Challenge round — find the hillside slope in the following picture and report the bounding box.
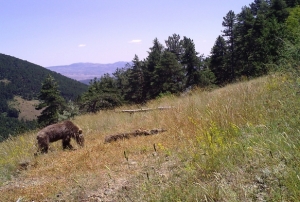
[0,53,88,140]
[0,53,88,101]
[0,71,299,201]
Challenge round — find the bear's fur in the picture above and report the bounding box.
[36,120,84,153]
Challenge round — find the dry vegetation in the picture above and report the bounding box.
[8,96,42,121]
[1,72,300,201]
[0,78,11,85]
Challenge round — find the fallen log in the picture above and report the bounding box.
[104,128,167,143]
[118,106,174,114]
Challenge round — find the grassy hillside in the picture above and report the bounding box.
[0,71,299,201]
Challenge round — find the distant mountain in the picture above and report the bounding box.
[46,62,129,82]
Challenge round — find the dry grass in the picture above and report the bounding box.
[0,79,11,85]
[0,72,300,201]
[8,96,42,121]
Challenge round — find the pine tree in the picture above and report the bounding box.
[222,10,237,81]
[152,51,185,95]
[113,66,131,100]
[144,38,164,100]
[165,33,183,61]
[36,74,65,127]
[181,37,200,88]
[125,55,145,104]
[269,0,289,23]
[210,35,228,84]
[235,6,257,77]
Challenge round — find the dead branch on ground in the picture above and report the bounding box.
[104,128,167,143]
[117,106,174,114]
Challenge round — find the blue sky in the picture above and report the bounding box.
[1,0,252,67]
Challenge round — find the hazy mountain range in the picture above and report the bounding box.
[46,62,129,82]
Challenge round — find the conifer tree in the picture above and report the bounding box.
[125,55,145,103]
[235,6,256,77]
[152,51,184,95]
[165,33,183,61]
[144,38,164,100]
[36,74,65,127]
[113,66,131,100]
[222,10,237,81]
[210,35,228,84]
[181,37,200,88]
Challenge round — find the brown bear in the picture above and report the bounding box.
[36,120,84,153]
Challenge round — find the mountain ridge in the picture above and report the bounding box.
[46,61,129,81]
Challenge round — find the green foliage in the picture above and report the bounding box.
[279,7,300,68]
[285,5,300,41]
[222,10,236,81]
[124,55,145,104]
[144,38,164,100]
[181,37,200,88]
[36,75,66,126]
[152,51,185,95]
[165,33,183,61]
[80,74,122,113]
[210,36,228,84]
[58,100,80,121]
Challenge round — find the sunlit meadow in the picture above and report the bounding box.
[0,70,299,201]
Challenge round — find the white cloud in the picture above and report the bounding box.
[78,44,86,47]
[129,39,141,43]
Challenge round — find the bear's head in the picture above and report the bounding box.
[75,129,84,147]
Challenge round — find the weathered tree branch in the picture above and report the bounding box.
[117,106,174,114]
[104,128,167,143]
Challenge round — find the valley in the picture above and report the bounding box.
[46,62,129,81]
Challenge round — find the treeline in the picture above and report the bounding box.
[79,0,300,113]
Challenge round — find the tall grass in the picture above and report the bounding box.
[121,72,300,201]
[0,71,300,201]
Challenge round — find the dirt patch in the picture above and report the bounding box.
[0,78,11,85]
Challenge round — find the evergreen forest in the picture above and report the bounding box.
[0,53,88,140]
